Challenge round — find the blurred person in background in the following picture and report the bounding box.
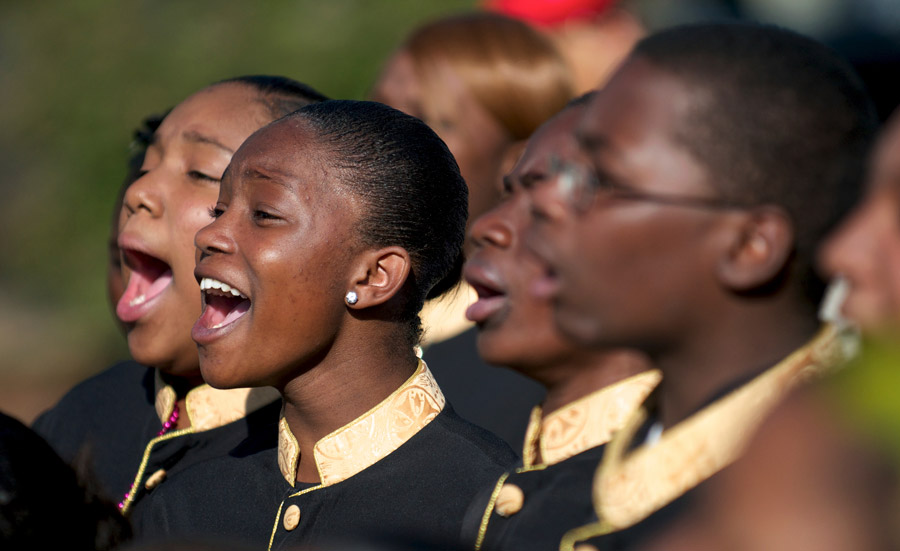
[370,11,574,448]
[483,0,646,94]
[32,76,326,522]
[630,103,900,551]
[821,108,900,337]
[459,93,658,551]
[108,113,167,334]
[521,22,877,550]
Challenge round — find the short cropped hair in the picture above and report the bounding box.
[633,23,878,295]
[294,100,468,345]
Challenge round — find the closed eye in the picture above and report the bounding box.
[189,170,221,183]
[253,210,280,222]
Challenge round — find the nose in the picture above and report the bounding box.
[819,200,876,280]
[122,171,164,219]
[195,215,235,261]
[468,203,514,251]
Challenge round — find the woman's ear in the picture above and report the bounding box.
[717,206,795,292]
[345,246,412,308]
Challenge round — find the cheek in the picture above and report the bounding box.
[174,196,218,257]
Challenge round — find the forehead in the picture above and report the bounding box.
[372,51,420,107]
[577,57,696,158]
[155,83,270,150]
[512,107,584,174]
[575,57,713,194]
[228,117,326,182]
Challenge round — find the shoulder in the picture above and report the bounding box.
[419,406,519,470]
[32,360,154,439]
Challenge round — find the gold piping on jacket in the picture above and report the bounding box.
[522,370,661,468]
[277,359,446,487]
[559,324,848,550]
[474,472,511,551]
[120,377,280,515]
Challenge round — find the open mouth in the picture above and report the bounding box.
[464,266,508,324]
[196,277,251,331]
[116,249,174,323]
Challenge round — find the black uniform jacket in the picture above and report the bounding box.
[134,361,517,550]
[562,324,850,551]
[32,361,281,513]
[462,371,660,551]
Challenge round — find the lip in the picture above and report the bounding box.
[115,232,174,323]
[463,260,509,324]
[191,267,252,346]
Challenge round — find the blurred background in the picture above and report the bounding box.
[2,0,899,424]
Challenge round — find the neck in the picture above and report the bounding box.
[654,304,819,428]
[540,350,650,416]
[279,329,418,484]
[159,370,205,393]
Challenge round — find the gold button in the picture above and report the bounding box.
[494,483,524,517]
[574,545,599,551]
[144,468,167,490]
[283,504,301,531]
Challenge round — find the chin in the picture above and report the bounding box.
[555,309,608,349]
[198,358,252,390]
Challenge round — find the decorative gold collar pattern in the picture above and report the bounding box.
[154,372,280,432]
[521,370,661,468]
[592,324,848,532]
[277,360,446,487]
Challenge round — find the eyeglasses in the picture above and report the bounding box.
[545,155,753,214]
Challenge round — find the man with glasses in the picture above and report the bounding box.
[524,22,878,550]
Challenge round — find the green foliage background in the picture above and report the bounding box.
[0,1,473,413]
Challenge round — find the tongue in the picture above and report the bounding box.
[200,294,251,329]
[116,266,173,322]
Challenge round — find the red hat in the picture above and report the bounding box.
[483,0,618,28]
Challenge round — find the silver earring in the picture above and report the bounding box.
[345,291,358,305]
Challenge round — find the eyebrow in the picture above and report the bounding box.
[574,128,612,155]
[183,130,235,155]
[241,166,299,191]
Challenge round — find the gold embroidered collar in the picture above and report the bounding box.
[154,372,280,432]
[277,359,446,487]
[592,324,849,532]
[521,370,661,468]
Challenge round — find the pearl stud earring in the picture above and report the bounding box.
[345,291,358,305]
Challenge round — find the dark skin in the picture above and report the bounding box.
[118,83,274,427]
[194,117,417,482]
[466,104,649,419]
[526,56,819,428]
[819,112,900,336]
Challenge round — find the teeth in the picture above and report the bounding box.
[199,277,248,299]
[129,294,147,307]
